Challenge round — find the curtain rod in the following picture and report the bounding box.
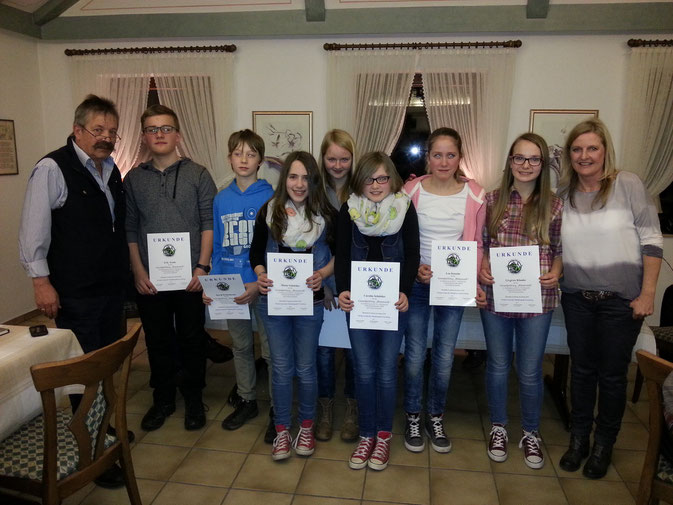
[64,45,237,56]
[323,40,522,51]
[627,39,673,47]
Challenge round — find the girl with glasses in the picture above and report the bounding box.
[250,151,337,461]
[334,152,420,471]
[401,127,486,454]
[479,133,563,469]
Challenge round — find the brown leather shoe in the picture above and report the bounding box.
[315,397,333,441]
[340,398,359,442]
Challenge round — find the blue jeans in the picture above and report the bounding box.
[404,281,464,414]
[317,346,354,399]
[561,291,642,446]
[258,298,324,428]
[347,311,408,437]
[480,309,553,432]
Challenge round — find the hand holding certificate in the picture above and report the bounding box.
[349,261,400,331]
[429,240,477,307]
[199,274,250,320]
[148,232,192,291]
[267,252,314,315]
[489,245,542,313]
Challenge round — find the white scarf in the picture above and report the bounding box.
[347,192,410,237]
[266,199,325,249]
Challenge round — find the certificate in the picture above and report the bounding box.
[490,246,542,313]
[350,261,400,331]
[199,274,250,320]
[267,252,313,316]
[147,232,192,291]
[429,240,477,307]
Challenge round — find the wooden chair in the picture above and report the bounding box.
[0,323,142,505]
[635,350,673,505]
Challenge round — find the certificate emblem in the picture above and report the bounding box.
[216,282,230,291]
[367,275,383,289]
[446,253,461,267]
[283,266,298,279]
[507,259,523,274]
[162,244,176,257]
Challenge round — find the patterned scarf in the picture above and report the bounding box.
[266,199,325,250]
[347,192,410,237]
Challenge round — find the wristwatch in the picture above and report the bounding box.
[195,263,211,273]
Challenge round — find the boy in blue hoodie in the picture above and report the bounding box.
[208,129,274,438]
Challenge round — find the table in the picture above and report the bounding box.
[0,325,83,441]
[318,306,656,428]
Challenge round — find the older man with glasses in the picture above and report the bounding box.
[18,94,130,489]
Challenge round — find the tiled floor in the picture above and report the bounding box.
[10,316,657,504]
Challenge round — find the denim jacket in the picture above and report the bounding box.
[351,223,405,263]
[265,225,332,274]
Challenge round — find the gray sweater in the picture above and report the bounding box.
[124,158,217,270]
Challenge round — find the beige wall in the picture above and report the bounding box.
[1,30,672,323]
[0,29,45,323]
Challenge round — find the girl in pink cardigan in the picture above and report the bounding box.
[401,127,486,454]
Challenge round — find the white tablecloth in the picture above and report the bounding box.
[0,326,83,441]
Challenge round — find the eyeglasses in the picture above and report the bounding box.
[509,155,542,167]
[143,125,178,135]
[80,126,121,141]
[364,175,391,185]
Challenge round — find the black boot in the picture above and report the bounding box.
[559,435,590,472]
[182,389,207,431]
[264,407,276,444]
[583,443,612,479]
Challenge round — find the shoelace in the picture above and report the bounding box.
[293,425,313,449]
[519,431,542,456]
[490,425,508,451]
[274,430,291,451]
[352,437,374,459]
[371,437,390,461]
[407,414,422,439]
[428,417,446,439]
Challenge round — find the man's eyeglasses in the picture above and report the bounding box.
[143,125,178,135]
[364,175,391,185]
[509,155,542,167]
[80,126,121,141]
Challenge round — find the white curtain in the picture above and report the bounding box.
[327,51,417,155]
[621,46,673,203]
[68,51,234,186]
[418,49,517,190]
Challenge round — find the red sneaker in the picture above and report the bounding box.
[368,431,392,470]
[293,420,315,456]
[349,436,375,470]
[272,425,292,461]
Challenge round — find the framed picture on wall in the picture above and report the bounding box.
[0,119,18,176]
[529,109,599,149]
[252,111,313,163]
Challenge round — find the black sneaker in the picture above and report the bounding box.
[425,414,451,453]
[404,412,425,452]
[221,399,259,430]
[94,463,125,489]
[184,400,207,431]
[264,407,276,444]
[228,383,243,409]
[141,403,176,432]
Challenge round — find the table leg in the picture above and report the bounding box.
[544,354,571,431]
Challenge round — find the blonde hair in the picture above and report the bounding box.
[319,129,356,204]
[488,133,554,245]
[559,118,616,209]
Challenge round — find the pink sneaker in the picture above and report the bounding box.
[272,425,292,461]
[293,420,315,456]
[368,431,392,471]
[349,436,375,470]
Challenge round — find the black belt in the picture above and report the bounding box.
[580,290,616,301]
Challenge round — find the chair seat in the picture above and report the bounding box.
[0,410,115,481]
[653,326,673,345]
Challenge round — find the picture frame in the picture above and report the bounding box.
[529,109,599,149]
[252,111,313,165]
[0,119,18,176]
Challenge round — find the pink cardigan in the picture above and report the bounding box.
[403,174,486,269]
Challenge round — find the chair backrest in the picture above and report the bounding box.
[636,350,673,505]
[30,323,141,474]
